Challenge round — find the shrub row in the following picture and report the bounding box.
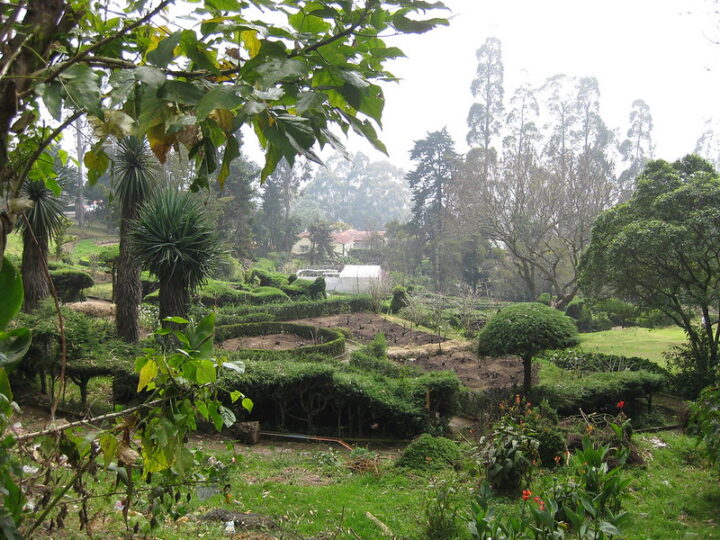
[218,358,460,438]
[213,294,375,324]
[540,349,670,377]
[531,370,666,416]
[146,284,290,306]
[215,322,345,357]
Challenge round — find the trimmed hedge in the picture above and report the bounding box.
[531,370,665,416]
[540,349,670,377]
[146,284,288,306]
[217,358,461,438]
[216,322,345,357]
[50,268,94,302]
[214,294,375,324]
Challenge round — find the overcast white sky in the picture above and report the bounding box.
[247,0,720,171]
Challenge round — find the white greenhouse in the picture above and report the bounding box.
[296,265,384,294]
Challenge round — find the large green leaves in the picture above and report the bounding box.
[0,258,22,330]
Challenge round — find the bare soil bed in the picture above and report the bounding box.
[393,347,535,390]
[291,312,444,346]
[221,334,317,351]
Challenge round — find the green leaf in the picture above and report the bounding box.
[218,405,236,428]
[42,175,62,197]
[134,66,166,89]
[37,82,63,121]
[218,134,240,189]
[196,87,243,121]
[208,402,223,431]
[147,30,183,67]
[0,329,31,372]
[160,80,205,105]
[0,369,12,404]
[137,359,158,392]
[99,432,119,468]
[391,13,448,34]
[59,64,103,117]
[196,400,209,420]
[164,316,189,325]
[255,58,306,86]
[222,360,245,374]
[196,359,216,384]
[0,258,22,330]
[180,30,219,74]
[230,390,242,403]
[84,145,110,186]
[289,10,331,33]
[241,397,253,413]
[295,92,326,113]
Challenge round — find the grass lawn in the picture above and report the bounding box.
[579,326,687,366]
[26,429,716,539]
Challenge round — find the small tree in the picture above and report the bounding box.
[477,303,579,394]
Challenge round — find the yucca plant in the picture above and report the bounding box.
[17,179,67,311]
[112,136,158,342]
[130,189,220,322]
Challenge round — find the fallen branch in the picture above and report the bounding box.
[15,399,164,442]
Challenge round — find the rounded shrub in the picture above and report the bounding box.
[50,268,94,302]
[396,434,461,471]
[478,302,579,393]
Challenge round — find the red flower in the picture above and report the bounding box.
[533,496,545,511]
[616,400,625,409]
[522,490,532,501]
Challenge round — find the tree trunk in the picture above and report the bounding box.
[115,213,141,342]
[22,228,50,312]
[522,354,532,396]
[159,277,188,323]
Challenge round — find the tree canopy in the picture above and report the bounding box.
[579,155,720,392]
[477,302,578,393]
[0,0,448,266]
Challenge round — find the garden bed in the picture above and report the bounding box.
[391,343,532,390]
[292,312,445,346]
[221,334,316,351]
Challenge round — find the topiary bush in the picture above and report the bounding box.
[49,268,94,302]
[390,286,409,314]
[396,434,461,470]
[478,303,579,394]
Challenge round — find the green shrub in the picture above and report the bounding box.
[249,268,288,288]
[532,370,665,416]
[541,349,670,377]
[480,408,539,494]
[309,276,326,299]
[213,358,461,438]
[213,295,375,324]
[396,434,461,470]
[537,292,552,305]
[689,385,720,472]
[592,297,638,327]
[49,268,94,302]
[390,286,409,314]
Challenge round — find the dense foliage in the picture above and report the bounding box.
[580,156,720,396]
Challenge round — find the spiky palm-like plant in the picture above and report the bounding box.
[130,189,220,322]
[112,136,158,342]
[17,179,67,311]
